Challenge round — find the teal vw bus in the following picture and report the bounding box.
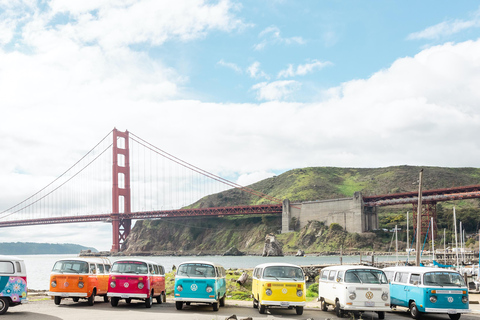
[384,266,470,320]
[174,261,226,311]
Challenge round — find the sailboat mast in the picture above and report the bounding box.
[454,206,459,266]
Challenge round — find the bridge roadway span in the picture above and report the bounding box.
[0,204,283,227]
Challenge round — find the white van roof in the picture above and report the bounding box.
[113,258,163,266]
[178,260,224,268]
[0,254,24,261]
[383,266,460,274]
[254,263,302,269]
[321,265,383,271]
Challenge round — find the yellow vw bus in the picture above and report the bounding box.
[252,263,306,315]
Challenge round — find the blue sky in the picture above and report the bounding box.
[1,0,480,250]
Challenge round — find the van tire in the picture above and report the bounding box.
[296,306,304,315]
[409,301,421,319]
[335,300,344,318]
[212,302,219,311]
[321,299,328,311]
[219,295,225,307]
[103,295,109,303]
[54,296,61,305]
[145,294,153,308]
[258,303,266,314]
[253,298,258,308]
[448,314,461,320]
[0,297,9,315]
[378,311,385,319]
[156,293,162,304]
[72,298,79,302]
[87,290,95,306]
[111,297,119,307]
[126,298,131,304]
[175,301,183,310]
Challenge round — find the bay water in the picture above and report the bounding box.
[17,254,415,290]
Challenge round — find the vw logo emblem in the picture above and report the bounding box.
[124,282,129,288]
[282,288,288,294]
[365,291,373,300]
[64,282,69,287]
[191,284,198,291]
[448,297,454,303]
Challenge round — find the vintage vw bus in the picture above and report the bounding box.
[0,255,28,315]
[108,258,166,308]
[318,265,390,319]
[252,263,306,315]
[47,257,111,306]
[384,266,470,320]
[174,261,226,311]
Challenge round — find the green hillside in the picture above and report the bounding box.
[125,165,480,254]
[0,242,98,255]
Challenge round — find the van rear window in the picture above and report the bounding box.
[0,261,14,274]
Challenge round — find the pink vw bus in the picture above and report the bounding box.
[107,259,166,308]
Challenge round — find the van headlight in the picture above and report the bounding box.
[110,281,116,288]
[382,292,389,301]
[177,285,183,292]
[266,289,272,296]
[206,287,213,293]
[429,295,437,303]
[78,282,84,289]
[462,296,468,303]
[51,281,57,288]
[297,290,303,297]
[138,282,144,289]
[349,292,356,300]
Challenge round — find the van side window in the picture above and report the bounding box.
[105,264,111,273]
[0,261,14,274]
[394,272,408,283]
[328,270,336,281]
[89,264,96,274]
[149,264,155,274]
[154,265,159,275]
[15,261,21,273]
[410,274,421,285]
[321,270,328,280]
[97,264,105,274]
[384,271,394,281]
[337,271,344,282]
[160,266,165,275]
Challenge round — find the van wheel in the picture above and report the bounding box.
[87,291,95,306]
[54,296,61,305]
[111,297,119,307]
[258,303,266,314]
[175,301,183,310]
[296,306,304,315]
[145,294,153,308]
[253,298,258,309]
[219,295,225,307]
[0,297,9,315]
[335,300,344,318]
[156,293,162,304]
[72,298,79,302]
[449,314,461,320]
[378,311,385,319]
[126,298,132,304]
[321,299,328,311]
[409,301,421,319]
[212,302,219,311]
[103,295,109,303]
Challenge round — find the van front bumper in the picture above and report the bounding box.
[424,308,471,314]
[47,292,87,298]
[108,293,147,299]
[260,300,306,307]
[343,305,391,312]
[174,297,217,303]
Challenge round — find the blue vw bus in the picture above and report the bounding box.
[384,266,470,320]
[174,261,226,311]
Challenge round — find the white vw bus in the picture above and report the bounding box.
[319,265,390,319]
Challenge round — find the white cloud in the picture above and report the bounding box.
[236,171,276,186]
[251,80,300,101]
[407,17,480,40]
[247,61,269,79]
[277,60,332,78]
[254,25,305,51]
[217,59,243,73]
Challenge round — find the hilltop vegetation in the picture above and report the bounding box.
[125,165,480,254]
[0,242,97,255]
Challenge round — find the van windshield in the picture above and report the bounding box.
[344,269,388,284]
[177,263,215,277]
[424,272,465,287]
[52,260,89,274]
[112,261,148,274]
[263,266,304,281]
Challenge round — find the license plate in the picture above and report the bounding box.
[61,293,69,297]
[365,301,375,307]
[121,295,129,299]
[448,310,457,314]
[280,301,289,307]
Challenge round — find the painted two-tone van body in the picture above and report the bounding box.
[47,258,111,306]
[252,263,306,315]
[318,265,390,319]
[383,266,470,320]
[174,261,226,312]
[0,255,28,315]
[107,259,166,308]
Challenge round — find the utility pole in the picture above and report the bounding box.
[416,169,423,266]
